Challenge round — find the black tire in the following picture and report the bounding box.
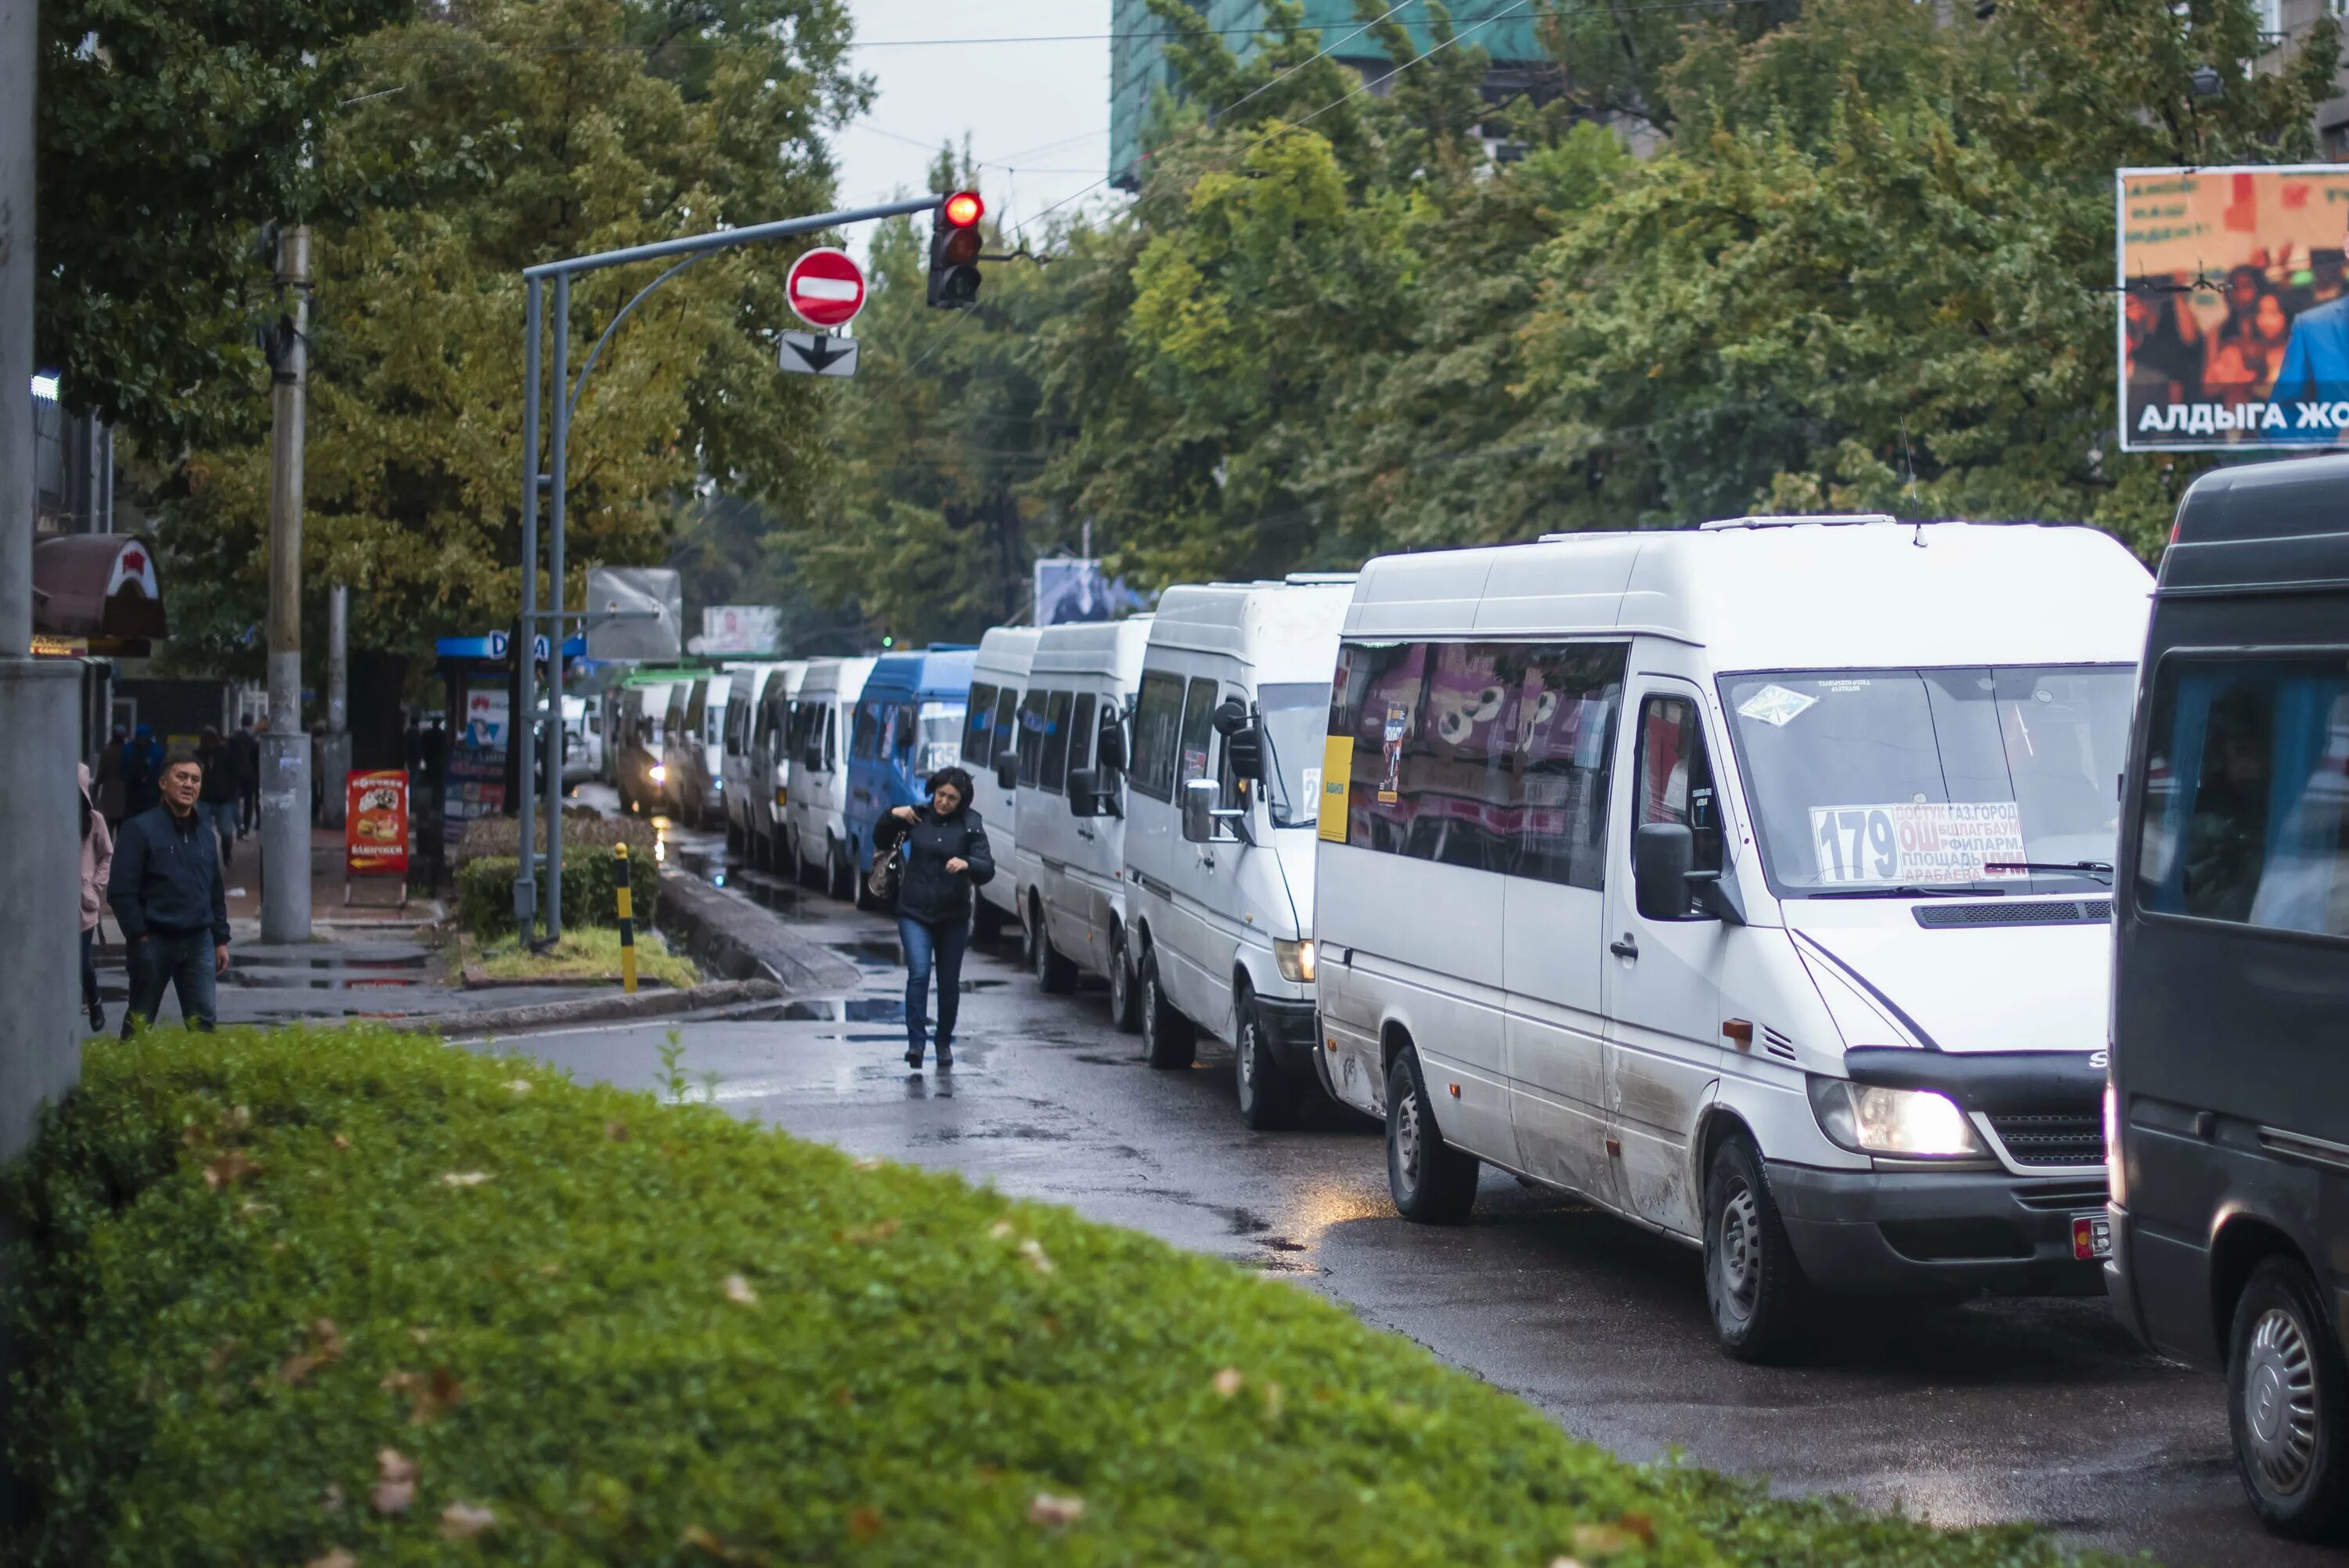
[1703,1133,1812,1363]
[1384,1049,1478,1223]
[1138,950,1195,1069]
[1234,982,1304,1130]
[727,820,744,856]
[973,897,1005,944]
[1106,928,1140,1034]
[2230,1255,2349,1538]
[827,842,854,903]
[1029,903,1078,993]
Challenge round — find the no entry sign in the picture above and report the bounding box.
[786,247,867,330]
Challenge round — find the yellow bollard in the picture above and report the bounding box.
[615,842,638,995]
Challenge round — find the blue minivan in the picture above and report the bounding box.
[845,647,977,902]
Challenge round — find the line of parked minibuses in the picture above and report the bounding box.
[596,480,2349,1538]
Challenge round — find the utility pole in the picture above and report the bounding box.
[0,0,82,1160]
[261,225,312,943]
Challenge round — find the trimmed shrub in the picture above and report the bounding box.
[455,811,653,867]
[453,849,658,939]
[2,1027,2098,1568]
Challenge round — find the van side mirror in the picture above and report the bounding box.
[1182,777,1247,845]
[994,753,1018,791]
[1066,767,1106,819]
[1096,717,1128,771]
[1633,823,1745,925]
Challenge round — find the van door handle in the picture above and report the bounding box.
[1199,853,1215,871]
[1609,935,1640,960]
[1077,827,1095,841]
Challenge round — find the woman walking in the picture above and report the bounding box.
[871,767,994,1070]
[78,762,113,1034]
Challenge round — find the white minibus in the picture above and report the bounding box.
[1124,577,1353,1127]
[1314,517,2152,1359]
[967,628,1040,941]
[785,656,875,899]
[1010,618,1153,1018]
[721,661,785,856]
[746,660,808,874]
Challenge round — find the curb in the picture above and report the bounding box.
[655,871,864,997]
[395,977,783,1038]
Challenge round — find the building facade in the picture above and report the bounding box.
[1109,0,1554,188]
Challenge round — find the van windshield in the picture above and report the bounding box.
[917,701,965,777]
[1722,666,2134,896]
[1257,683,1329,829]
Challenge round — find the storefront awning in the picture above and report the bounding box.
[32,535,167,654]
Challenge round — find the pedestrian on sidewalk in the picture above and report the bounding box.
[229,716,260,838]
[196,726,240,870]
[109,751,230,1035]
[871,766,994,1071]
[95,724,127,827]
[121,723,161,818]
[78,762,113,1035]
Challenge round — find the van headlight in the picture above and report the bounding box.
[650,763,667,784]
[1806,1076,1984,1158]
[1275,939,1316,984]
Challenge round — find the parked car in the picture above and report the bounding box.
[967,628,1041,942]
[1314,517,2152,1359]
[722,662,785,856]
[561,694,593,786]
[786,656,875,899]
[844,647,976,903]
[2109,453,2349,1537]
[1010,618,1151,1026]
[1122,576,1352,1128]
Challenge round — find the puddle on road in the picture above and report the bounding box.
[226,974,421,989]
[781,997,907,1022]
[811,1032,906,1044]
[828,939,904,969]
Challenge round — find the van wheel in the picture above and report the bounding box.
[1704,1134,1811,1363]
[1384,1050,1478,1223]
[727,821,744,856]
[1029,905,1077,993]
[1107,930,1140,1034]
[1235,982,1302,1130]
[972,898,1004,944]
[1138,951,1194,1070]
[827,843,854,903]
[2231,1256,2349,1537]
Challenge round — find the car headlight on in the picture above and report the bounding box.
[1275,938,1316,984]
[1807,1076,1985,1158]
[650,763,667,784]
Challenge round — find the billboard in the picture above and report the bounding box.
[1034,557,1146,625]
[2119,165,2349,451]
[694,604,782,655]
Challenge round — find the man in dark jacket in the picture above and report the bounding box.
[109,751,231,1034]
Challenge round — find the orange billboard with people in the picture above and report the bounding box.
[2118,165,2349,450]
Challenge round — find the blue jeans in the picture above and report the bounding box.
[897,914,967,1060]
[124,928,218,1034]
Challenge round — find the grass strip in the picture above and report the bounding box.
[3,1026,2116,1566]
[464,928,699,989]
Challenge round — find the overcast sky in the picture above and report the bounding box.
[833,2,1122,256]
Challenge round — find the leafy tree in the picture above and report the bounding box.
[36,0,413,447]
[155,0,868,674]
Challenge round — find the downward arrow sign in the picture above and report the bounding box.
[778,331,859,377]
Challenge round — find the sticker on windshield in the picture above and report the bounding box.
[1737,683,1817,728]
[1804,802,2027,885]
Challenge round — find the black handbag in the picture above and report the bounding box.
[865,835,904,906]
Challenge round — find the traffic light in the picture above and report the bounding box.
[926,190,984,308]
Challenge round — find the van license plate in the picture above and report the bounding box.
[2071,1213,2112,1261]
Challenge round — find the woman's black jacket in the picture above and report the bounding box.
[871,806,994,925]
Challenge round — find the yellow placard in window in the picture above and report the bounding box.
[1318,736,1353,843]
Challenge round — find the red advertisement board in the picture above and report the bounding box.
[346,770,410,877]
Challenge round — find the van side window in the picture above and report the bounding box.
[990,688,1018,767]
[1041,691,1074,793]
[1070,694,1098,777]
[1131,672,1185,801]
[2136,655,2349,935]
[1633,694,1723,876]
[1516,645,1626,889]
[1016,691,1048,787]
[824,707,838,772]
[965,682,998,766]
[891,703,915,766]
[1178,678,1219,787]
[850,701,880,762]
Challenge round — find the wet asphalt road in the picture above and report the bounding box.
[478,813,2331,1566]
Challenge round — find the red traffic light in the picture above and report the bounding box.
[942,191,983,228]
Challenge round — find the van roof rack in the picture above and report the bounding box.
[1284,571,1359,585]
[1698,514,1903,531]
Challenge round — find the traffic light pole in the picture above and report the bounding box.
[515,194,942,943]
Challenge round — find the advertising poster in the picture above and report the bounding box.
[1319,736,1354,842]
[697,605,782,655]
[345,770,410,877]
[462,687,510,748]
[2119,165,2349,450]
[1034,558,1146,625]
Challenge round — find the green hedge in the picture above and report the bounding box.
[456,811,654,867]
[2,1027,2103,1567]
[454,849,658,939]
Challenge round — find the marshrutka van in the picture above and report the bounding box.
[1124,577,1354,1128]
[1313,517,2153,1359]
[967,628,1041,942]
[785,656,875,899]
[1012,618,1153,1019]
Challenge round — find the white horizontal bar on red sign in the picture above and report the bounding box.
[793,278,861,301]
